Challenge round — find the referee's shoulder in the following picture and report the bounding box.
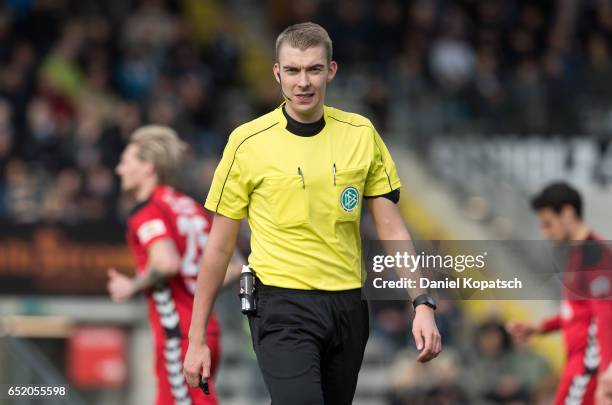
[326,106,375,131]
[229,109,280,145]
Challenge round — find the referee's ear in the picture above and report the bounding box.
[327,61,338,83]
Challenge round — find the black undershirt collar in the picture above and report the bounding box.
[283,105,325,137]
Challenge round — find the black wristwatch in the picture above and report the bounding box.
[412,294,437,311]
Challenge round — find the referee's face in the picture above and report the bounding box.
[274,44,337,122]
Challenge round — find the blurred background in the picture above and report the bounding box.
[1,0,611,404]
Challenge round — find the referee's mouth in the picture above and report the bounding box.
[295,93,315,103]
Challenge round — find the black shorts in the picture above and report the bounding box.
[248,283,370,405]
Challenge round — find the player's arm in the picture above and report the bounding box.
[184,214,240,387]
[506,314,560,344]
[108,238,181,302]
[539,315,562,333]
[366,196,441,363]
[134,238,182,290]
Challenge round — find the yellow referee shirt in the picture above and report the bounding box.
[205,104,401,290]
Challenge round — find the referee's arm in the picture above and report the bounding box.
[184,214,241,387]
[366,197,442,363]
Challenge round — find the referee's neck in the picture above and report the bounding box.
[284,104,324,124]
[283,105,326,137]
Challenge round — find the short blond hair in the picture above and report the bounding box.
[275,22,333,64]
[130,125,187,184]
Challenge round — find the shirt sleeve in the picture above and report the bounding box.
[204,131,251,219]
[132,205,172,251]
[364,126,402,197]
[364,188,400,203]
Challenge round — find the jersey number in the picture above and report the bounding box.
[176,215,208,280]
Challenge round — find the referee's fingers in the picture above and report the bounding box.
[416,347,433,362]
[183,358,204,388]
[425,331,435,353]
[412,329,424,351]
[416,332,434,362]
[183,366,200,387]
[435,333,442,356]
[201,360,211,380]
[183,343,211,387]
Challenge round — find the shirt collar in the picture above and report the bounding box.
[280,104,326,137]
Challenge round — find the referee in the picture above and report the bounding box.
[184,22,441,404]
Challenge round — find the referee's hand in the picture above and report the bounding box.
[183,341,211,388]
[412,306,442,363]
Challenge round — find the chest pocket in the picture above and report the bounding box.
[265,174,309,227]
[335,167,366,222]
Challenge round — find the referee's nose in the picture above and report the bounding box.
[297,71,310,89]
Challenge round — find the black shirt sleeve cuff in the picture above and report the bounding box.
[364,188,400,204]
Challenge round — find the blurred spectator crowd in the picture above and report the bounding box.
[374,303,555,405]
[3,0,612,222]
[270,0,612,137]
[0,0,249,223]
